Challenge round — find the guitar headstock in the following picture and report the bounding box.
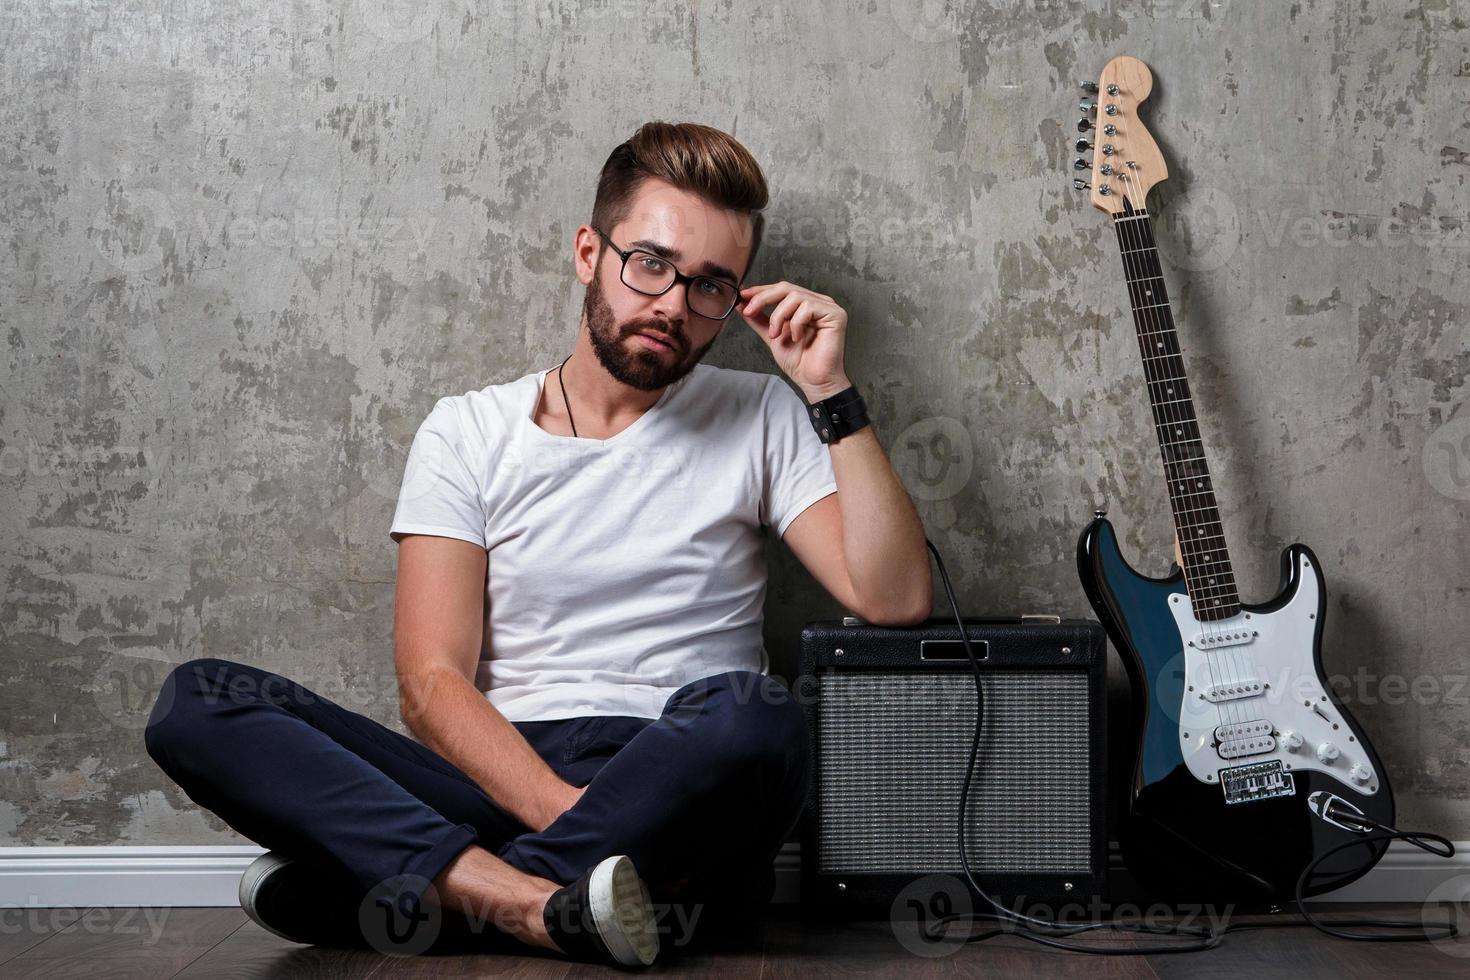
[1071,56,1167,215]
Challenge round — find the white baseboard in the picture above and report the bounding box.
[0,846,266,908]
[1,841,1465,908]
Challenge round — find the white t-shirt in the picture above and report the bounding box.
[388,363,838,722]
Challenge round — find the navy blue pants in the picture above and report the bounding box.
[144,658,809,925]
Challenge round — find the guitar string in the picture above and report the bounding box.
[1123,194,1251,738]
[1122,204,1236,736]
[1113,196,1233,737]
[1127,196,1254,740]
[1135,202,1247,736]
[1123,197,1243,734]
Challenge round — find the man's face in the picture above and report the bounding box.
[577,177,754,391]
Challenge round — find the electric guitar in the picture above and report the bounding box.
[1070,56,1394,902]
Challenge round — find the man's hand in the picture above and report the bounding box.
[739,280,851,401]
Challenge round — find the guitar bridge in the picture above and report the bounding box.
[1220,760,1295,805]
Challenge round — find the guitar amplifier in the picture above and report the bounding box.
[796,616,1108,916]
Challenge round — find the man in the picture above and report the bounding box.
[144,121,932,968]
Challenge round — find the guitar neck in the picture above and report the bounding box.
[1111,204,1241,621]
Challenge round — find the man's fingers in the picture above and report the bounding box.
[767,293,805,339]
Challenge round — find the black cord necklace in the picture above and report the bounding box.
[557,351,577,438]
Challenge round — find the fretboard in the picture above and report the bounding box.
[1112,204,1241,621]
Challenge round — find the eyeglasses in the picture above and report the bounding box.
[592,226,741,320]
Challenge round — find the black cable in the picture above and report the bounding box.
[918,536,1462,954]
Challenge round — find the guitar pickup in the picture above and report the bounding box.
[1217,735,1276,760]
[1214,719,1272,741]
[1203,680,1264,703]
[1192,629,1254,650]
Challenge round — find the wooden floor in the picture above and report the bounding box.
[0,903,1465,978]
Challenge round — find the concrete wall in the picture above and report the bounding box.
[2,0,1467,848]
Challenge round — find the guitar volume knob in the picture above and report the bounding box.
[1349,764,1371,785]
[1280,731,1303,752]
[1316,742,1340,764]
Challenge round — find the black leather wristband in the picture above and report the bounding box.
[807,385,871,444]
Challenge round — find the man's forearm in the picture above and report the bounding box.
[399,665,578,833]
[805,377,933,624]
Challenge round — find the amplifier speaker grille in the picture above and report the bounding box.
[816,670,1093,874]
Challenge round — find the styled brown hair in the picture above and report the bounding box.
[590,121,769,280]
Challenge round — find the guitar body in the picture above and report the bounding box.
[1078,516,1394,902]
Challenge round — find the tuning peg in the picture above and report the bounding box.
[1080,81,1099,93]
[1073,157,1091,171]
[1077,117,1092,133]
[1075,137,1093,152]
[1079,99,1097,113]
[1072,178,1091,191]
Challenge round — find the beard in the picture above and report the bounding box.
[582,267,720,392]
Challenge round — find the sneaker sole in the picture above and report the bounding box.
[238,852,307,944]
[588,855,660,967]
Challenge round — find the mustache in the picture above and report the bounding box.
[623,321,685,352]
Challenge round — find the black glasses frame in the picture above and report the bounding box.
[591,226,741,321]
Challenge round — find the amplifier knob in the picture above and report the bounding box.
[1316,742,1340,764]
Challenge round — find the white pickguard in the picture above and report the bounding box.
[1168,551,1379,795]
